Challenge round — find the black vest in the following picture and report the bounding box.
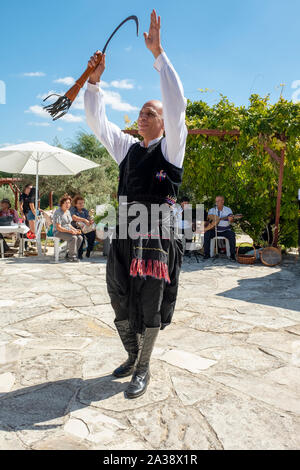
[118,139,183,204]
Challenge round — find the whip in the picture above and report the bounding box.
[43,15,139,121]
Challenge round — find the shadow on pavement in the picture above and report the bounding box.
[0,375,127,431]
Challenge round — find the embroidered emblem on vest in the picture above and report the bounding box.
[156,170,167,182]
[165,195,177,205]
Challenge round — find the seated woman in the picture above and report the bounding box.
[0,198,19,253]
[70,195,96,259]
[53,194,83,262]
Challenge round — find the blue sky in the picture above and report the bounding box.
[1,0,300,148]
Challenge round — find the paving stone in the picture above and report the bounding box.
[263,366,300,391]
[204,345,282,372]
[285,324,300,336]
[126,401,221,450]
[189,315,255,333]
[156,348,217,373]
[171,372,223,406]
[75,305,116,330]
[69,407,127,430]
[156,325,244,354]
[196,390,300,450]
[19,352,83,386]
[0,372,15,393]
[246,331,300,354]
[91,431,149,450]
[0,308,51,328]
[222,311,297,329]
[64,418,89,439]
[20,337,92,352]
[32,433,91,450]
[8,310,114,339]
[206,369,300,415]
[0,425,27,450]
[1,254,299,449]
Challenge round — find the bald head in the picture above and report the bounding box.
[143,100,163,116]
[137,100,164,145]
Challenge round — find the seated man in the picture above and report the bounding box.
[203,195,236,260]
[0,198,19,253]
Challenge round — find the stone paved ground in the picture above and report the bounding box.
[0,253,299,450]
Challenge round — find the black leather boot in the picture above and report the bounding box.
[113,319,139,378]
[125,326,160,399]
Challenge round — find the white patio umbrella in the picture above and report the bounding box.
[0,141,99,214]
[0,141,99,254]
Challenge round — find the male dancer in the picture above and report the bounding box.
[84,10,187,398]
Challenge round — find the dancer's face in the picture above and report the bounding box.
[138,100,164,142]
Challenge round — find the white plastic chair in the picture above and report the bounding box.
[44,234,67,263]
[210,236,230,258]
[184,232,204,263]
[26,216,44,256]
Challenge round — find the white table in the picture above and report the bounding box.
[0,224,30,257]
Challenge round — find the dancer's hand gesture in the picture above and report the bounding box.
[144,9,164,58]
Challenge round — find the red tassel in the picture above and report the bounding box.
[129,258,170,283]
[130,258,138,277]
[146,259,153,276]
[135,259,144,278]
[161,262,166,280]
[163,263,171,283]
[153,260,158,278]
[158,261,163,280]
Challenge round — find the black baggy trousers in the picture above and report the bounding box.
[106,228,183,334]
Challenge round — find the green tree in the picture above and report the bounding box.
[39,132,119,209]
[181,94,300,247]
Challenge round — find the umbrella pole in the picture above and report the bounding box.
[35,158,42,256]
[35,160,39,218]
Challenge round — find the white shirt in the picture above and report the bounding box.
[84,52,188,169]
[208,206,233,231]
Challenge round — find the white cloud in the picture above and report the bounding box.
[103,90,138,112]
[57,127,63,132]
[36,90,63,100]
[54,77,75,86]
[28,122,50,127]
[25,105,49,118]
[25,105,83,122]
[72,86,138,113]
[100,80,110,88]
[110,79,134,90]
[0,142,15,148]
[23,72,46,77]
[60,113,83,123]
[125,46,132,52]
[72,89,85,110]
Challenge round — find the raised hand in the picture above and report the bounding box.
[144,9,164,58]
[88,51,106,85]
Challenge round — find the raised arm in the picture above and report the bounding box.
[144,10,188,168]
[84,52,139,165]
